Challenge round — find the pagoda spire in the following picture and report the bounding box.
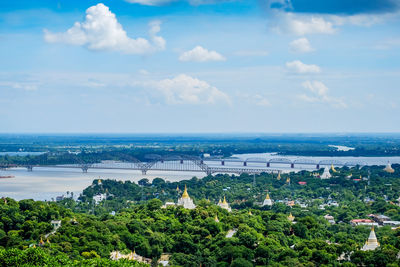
[182,185,189,198]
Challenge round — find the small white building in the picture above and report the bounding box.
[93,193,107,204]
[162,202,176,209]
[50,220,62,230]
[324,215,335,224]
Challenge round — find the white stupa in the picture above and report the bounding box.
[321,167,332,179]
[384,163,395,173]
[177,185,196,209]
[218,196,232,212]
[361,226,380,251]
[262,193,273,206]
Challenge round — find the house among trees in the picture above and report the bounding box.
[50,220,61,230]
[110,250,151,264]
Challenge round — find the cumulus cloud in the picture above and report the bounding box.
[44,3,165,54]
[281,14,336,35]
[289,37,313,53]
[299,80,346,108]
[154,74,231,105]
[286,60,321,74]
[179,46,226,62]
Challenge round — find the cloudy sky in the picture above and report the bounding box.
[0,0,399,133]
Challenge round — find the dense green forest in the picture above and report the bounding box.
[1,165,400,266]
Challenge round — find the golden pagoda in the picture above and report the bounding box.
[286,177,291,185]
[182,185,189,198]
[98,179,102,185]
[277,172,281,180]
[46,238,51,244]
[39,236,45,246]
[248,210,252,215]
[176,185,180,192]
[218,196,232,212]
[263,192,272,206]
[214,215,219,222]
[288,213,295,222]
[331,164,337,172]
[177,185,196,209]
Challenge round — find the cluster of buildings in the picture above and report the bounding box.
[350,214,400,229]
[110,250,151,264]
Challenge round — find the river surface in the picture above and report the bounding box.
[1,153,399,201]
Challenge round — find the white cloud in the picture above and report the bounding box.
[233,50,269,57]
[44,3,165,55]
[179,46,226,62]
[154,74,231,105]
[287,16,335,35]
[273,13,336,35]
[289,37,313,53]
[0,81,38,91]
[286,60,321,74]
[299,80,346,108]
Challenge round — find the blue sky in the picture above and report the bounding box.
[0,0,399,133]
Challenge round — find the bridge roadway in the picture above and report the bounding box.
[0,156,366,175]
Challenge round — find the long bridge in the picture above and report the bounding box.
[0,155,367,175]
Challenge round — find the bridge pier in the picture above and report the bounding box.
[221,161,224,166]
[180,160,183,164]
[243,162,247,166]
[26,166,33,172]
[291,163,294,168]
[267,162,270,167]
[81,167,88,173]
[142,170,147,175]
[316,164,320,169]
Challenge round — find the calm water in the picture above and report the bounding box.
[0,167,204,201]
[1,153,399,201]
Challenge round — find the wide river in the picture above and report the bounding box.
[1,152,399,201]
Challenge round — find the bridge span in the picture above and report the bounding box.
[0,155,366,175]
